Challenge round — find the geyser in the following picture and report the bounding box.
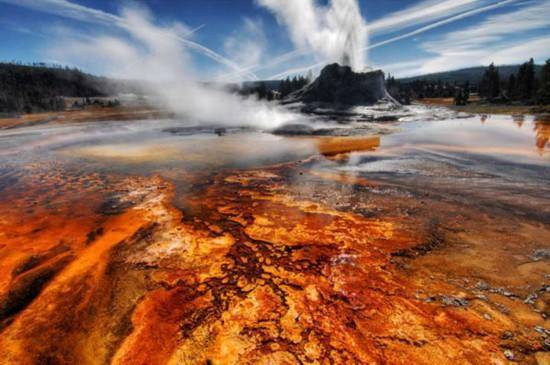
[287,63,397,106]
[257,0,368,71]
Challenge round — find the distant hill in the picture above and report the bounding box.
[399,64,543,86]
[0,63,143,113]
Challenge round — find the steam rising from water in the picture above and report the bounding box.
[257,0,367,71]
[53,6,301,129]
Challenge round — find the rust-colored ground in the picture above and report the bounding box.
[0,145,548,364]
[0,106,170,130]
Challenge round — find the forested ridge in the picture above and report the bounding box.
[0,62,113,113]
[387,58,550,106]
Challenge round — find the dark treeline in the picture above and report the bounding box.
[0,62,111,113]
[386,76,463,105]
[388,58,550,106]
[278,76,309,98]
[476,58,550,104]
[239,75,309,101]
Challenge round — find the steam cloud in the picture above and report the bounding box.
[52,5,301,129]
[256,0,368,71]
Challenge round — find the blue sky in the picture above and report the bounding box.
[0,0,549,79]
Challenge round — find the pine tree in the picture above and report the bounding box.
[516,58,536,102]
[479,63,500,100]
[537,58,550,105]
[507,74,516,100]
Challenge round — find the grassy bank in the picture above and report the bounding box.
[418,97,550,115]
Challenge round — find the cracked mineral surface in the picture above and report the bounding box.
[0,112,548,364]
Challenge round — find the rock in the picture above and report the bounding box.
[271,123,315,136]
[491,287,516,298]
[530,248,550,261]
[440,295,469,307]
[503,350,515,361]
[495,303,511,314]
[476,294,488,301]
[534,326,550,336]
[525,293,538,305]
[163,126,250,136]
[475,280,490,291]
[286,63,398,106]
[373,115,399,122]
[214,128,226,136]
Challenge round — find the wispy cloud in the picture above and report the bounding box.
[0,0,258,79]
[266,0,522,79]
[241,0,517,79]
[423,0,550,52]
[0,20,47,38]
[372,59,430,78]
[0,0,120,25]
[221,18,267,81]
[366,0,483,35]
[366,0,518,52]
[411,0,550,74]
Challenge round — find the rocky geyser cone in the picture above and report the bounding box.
[287,63,394,106]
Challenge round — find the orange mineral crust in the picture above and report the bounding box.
[0,157,548,364]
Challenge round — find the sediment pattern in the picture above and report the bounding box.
[0,156,548,364]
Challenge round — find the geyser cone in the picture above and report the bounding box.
[286,63,398,106]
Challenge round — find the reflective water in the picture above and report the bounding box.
[1,114,547,174]
[336,115,549,178]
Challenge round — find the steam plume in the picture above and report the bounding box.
[256,0,367,71]
[52,6,300,129]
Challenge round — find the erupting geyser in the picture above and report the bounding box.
[258,0,368,71]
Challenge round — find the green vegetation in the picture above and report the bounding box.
[0,62,110,113]
[390,58,550,109]
[278,76,309,97]
[536,59,550,105]
[239,75,309,101]
[479,63,500,100]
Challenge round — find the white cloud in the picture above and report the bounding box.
[0,0,120,26]
[0,0,258,79]
[423,0,550,52]
[223,17,267,77]
[250,0,517,79]
[366,0,517,52]
[412,0,550,74]
[484,37,550,64]
[366,0,483,35]
[265,0,520,79]
[372,60,431,78]
[413,35,550,75]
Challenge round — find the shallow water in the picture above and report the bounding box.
[1,114,547,174]
[337,115,549,180]
[0,112,549,364]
